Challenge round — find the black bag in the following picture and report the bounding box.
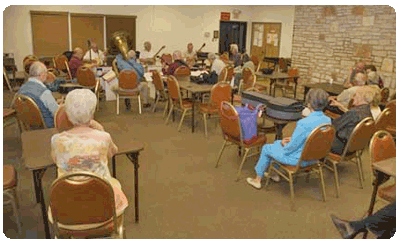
[190,71,218,85]
[265,97,304,121]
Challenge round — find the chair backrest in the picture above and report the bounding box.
[242,67,253,82]
[298,124,335,169]
[287,67,298,84]
[210,82,232,109]
[64,61,72,80]
[119,69,138,90]
[161,53,173,66]
[151,70,164,92]
[166,76,183,108]
[76,66,96,87]
[226,67,235,82]
[13,93,47,130]
[343,117,375,155]
[112,59,120,78]
[218,67,228,82]
[220,53,229,64]
[173,66,191,82]
[23,55,39,74]
[242,73,256,91]
[251,55,259,69]
[219,101,242,142]
[49,172,117,235]
[380,88,390,103]
[54,54,68,70]
[3,66,13,91]
[375,107,395,132]
[54,104,74,131]
[385,99,395,112]
[369,130,396,167]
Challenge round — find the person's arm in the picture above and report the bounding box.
[40,90,59,115]
[330,99,349,113]
[132,62,145,79]
[82,51,90,61]
[107,133,118,158]
[282,121,307,155]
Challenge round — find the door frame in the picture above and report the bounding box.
[219,20,248,54]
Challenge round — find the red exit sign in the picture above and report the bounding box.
[221,12,230,21]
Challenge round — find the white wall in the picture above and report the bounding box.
[3,5,295,71]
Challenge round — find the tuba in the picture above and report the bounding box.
[110,31,130,61]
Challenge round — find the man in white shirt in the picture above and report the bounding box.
[83,42,105,66]
[139,41,155,65]
[184,43,197,68]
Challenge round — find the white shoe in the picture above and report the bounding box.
[246,178,261,189]
[264,172,281,182]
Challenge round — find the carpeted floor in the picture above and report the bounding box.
[2,86,391,239]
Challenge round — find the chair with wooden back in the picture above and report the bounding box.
[325,117,375,197]
[199,82,232,138]
[215,101,267,181]
[274,67,298,98]
[54,104,74,132]
[49,172,124,239]
[251,55,260,72]
[3,66,14,92]
[54,54,71,78]
[369,130,396,204]
[375,106,396,138]
[151,70,169,116]
[3,165,22,236]
[173,65,191,83]
[115,69,141,115]
[266,124,335,211]
[13,93,47,131]
[165,76,193,131]
[112,59,120,78]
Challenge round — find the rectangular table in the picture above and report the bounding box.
[22,123,144,238]
[303,83,346,101]
[256,72,299,98]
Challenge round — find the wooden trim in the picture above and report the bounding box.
[70,13,105,18]
[106,15,137,19]
[30,10,68,16]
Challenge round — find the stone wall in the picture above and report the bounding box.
[291,5,396,91]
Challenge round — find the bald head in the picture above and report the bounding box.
[73,47,84,59]
[29,61,47,82]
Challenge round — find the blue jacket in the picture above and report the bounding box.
[116,54,145,81]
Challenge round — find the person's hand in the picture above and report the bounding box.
[89,119,104,131]
[328,96,337,101]
[56,98,64,105]
[281,137,291,147]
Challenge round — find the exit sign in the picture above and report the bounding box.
[221,12,230,21]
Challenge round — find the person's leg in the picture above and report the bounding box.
[323,105,345,115]
[362,202,396,239]
[124,98,131,110]
[330,137,345,155]
[139,82,150,107]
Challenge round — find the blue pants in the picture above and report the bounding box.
[255,140,298,177]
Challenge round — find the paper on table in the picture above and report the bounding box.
[191,70,208,77]
[144,72,153,82]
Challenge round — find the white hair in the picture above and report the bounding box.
[128,50,136,59]
[230,44,238,53]
[208,53,216,61]
[29,61,47,77]
[65,89,97,125]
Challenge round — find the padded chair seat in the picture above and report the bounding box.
[115,88,140,96]
[199,103,218,114]
[226,134,266,147]
[280,164,313,172]
[3,165,16,189]
[233,95,241,103]
[386,126,395,135]
[3,108,17,118]
[378,184,396,202]
[171,98,193,109]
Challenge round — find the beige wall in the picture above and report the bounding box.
[3,5,295,71]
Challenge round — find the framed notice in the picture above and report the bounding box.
[221,12,231,21]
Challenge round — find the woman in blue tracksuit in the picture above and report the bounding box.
[247,88,331,189]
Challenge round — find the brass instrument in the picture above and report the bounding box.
[111,31,130,61]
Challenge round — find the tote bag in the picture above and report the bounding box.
[235,104,262,142]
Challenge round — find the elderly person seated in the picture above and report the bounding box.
[139,41,155,65]
[343,61,365,88]
[184,43,197,68]
[17,61,60,128]
[115,49,151,110]
[330,86,373,155]
[233,53,255,87]
[162,50,188,75]
[326,72,367,115]
[365,64,384,88]
[230,44,242,67]
[68,47,84,79]
[247,88,331,188]
[51,89,128,218]
[208,52,226,76]
[83,41,105,66]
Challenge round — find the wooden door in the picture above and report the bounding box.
[250,23,281,68]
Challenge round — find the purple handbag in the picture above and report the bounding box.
[235,104,263,142]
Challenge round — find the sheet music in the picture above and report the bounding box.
[191,70,208,77]
[144,72,153,82]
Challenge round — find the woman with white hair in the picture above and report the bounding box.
[208,52,226,76]
[51,89,128,216]
[230,43,242,67]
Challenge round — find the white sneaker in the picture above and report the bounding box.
[246,178,261,189]
[264,172,281,182]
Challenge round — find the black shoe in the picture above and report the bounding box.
[125,106,131,112]
[143,103,151,108]
[330,215,366,239]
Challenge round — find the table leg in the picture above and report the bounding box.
[32,169,51,239]
[275,123,287,140]
[126,152,140,223]
[304,87,310,102]
[269,79,273,96]
[362,171,388,239]
[294,78,298,99]
[192,93,196,133]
